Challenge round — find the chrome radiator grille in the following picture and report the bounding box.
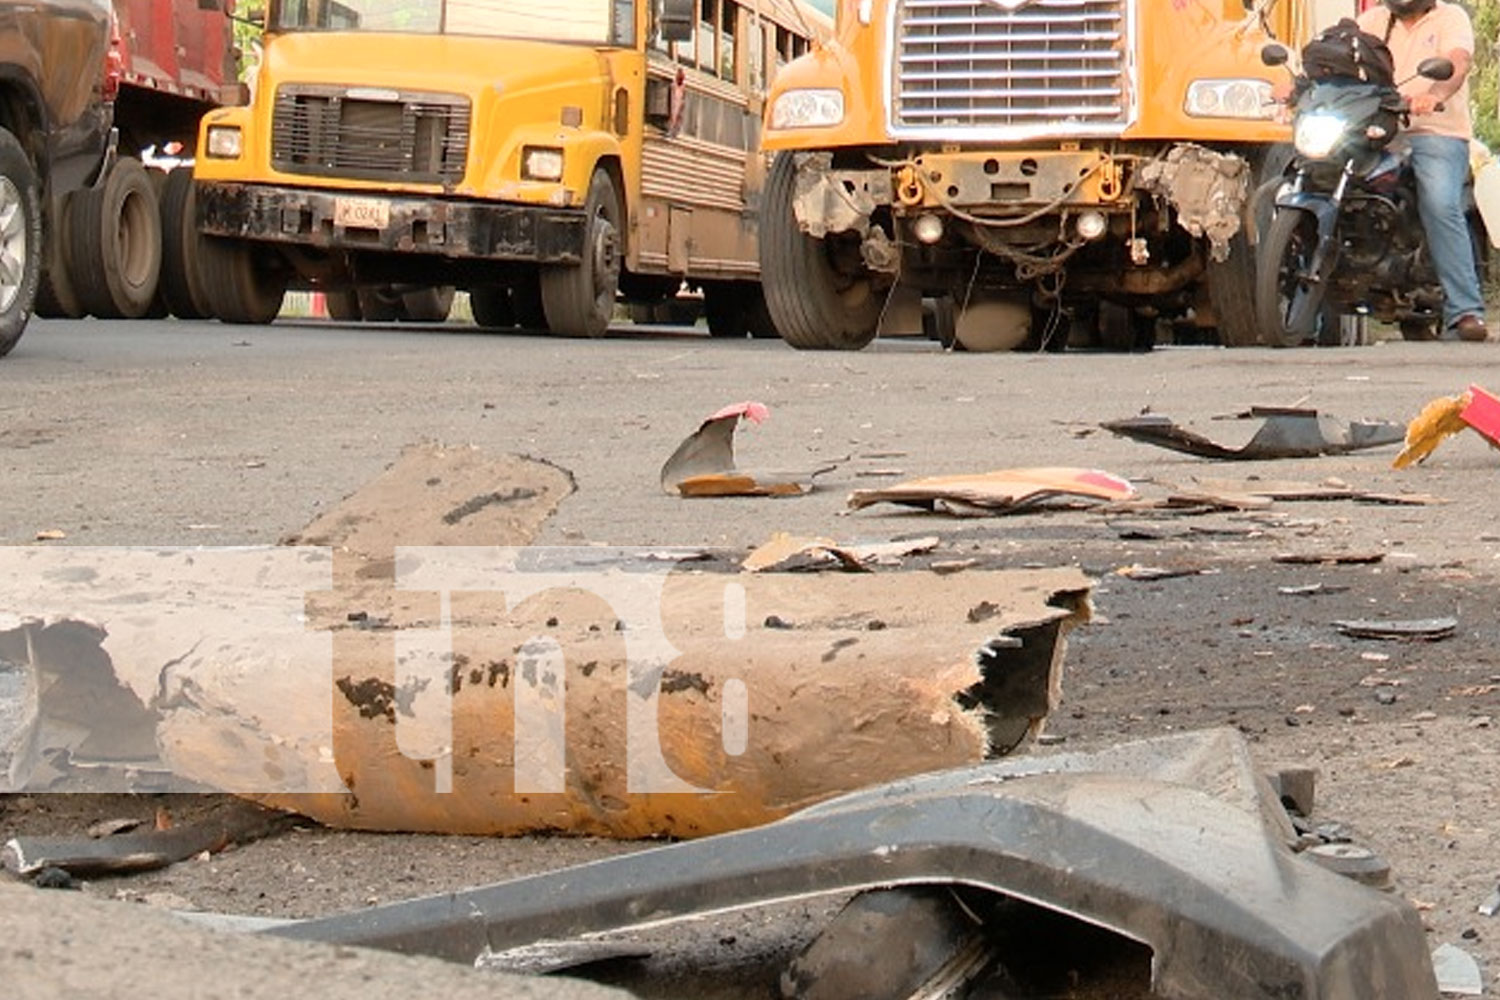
[271,85,471,184]
[893,0,1132,136]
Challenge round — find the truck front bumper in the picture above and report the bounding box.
[195,182,587,264]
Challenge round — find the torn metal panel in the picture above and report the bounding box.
[0,442,1091,839]
[274,564,1092,837]
[1136,144,1250,262]
[268,728,1439,1000]
[847,467,1135,515]
[1104,408,1405,460]
[789,152,891,238]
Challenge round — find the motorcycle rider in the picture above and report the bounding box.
[1357,0,1490,342]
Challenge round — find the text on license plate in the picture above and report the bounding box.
[334,196,390,229]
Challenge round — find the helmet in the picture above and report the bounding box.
[1383,0,1436,18]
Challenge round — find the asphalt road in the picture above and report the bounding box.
[5,316,1500,997]
[4,316,1498,558]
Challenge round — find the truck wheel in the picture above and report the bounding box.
[703,282,748,338]
[745,285,779,339]
[471,285,516,329]
[69,158,162,319]
[199,236,285,325]
[356,287,399,322]
[35,192,84,319]
[399,286,454,322]
[0,127,41,358]
[512,272,548,330]
[760,151,881,350]
[158,167,211,320]
[1205,237,1260,346]
[325,290,361,321]
[540,169,619,338]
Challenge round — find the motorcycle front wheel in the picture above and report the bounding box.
[1255,207,1330,348]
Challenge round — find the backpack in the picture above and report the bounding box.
[1300,18,1397,87]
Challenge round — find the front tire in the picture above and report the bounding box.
[0,126,41,358]
[398,286,454,323]
[1256,208,1329,347]
[200,236,285,325]
[540,169,620,338]
[760,152,882,350]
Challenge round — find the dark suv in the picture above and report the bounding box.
[0,0,113,357]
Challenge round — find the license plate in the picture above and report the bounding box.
[334,196,390,229]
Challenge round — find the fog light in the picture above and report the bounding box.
[912,213,944,244]
[1076,211,1107,241]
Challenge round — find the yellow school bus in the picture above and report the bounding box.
[191,0,829,336]
[756,0,1315,350]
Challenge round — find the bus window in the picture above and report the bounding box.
[719,0,736,82]
[614,0,635,45]
[748,17,764,92]
[776,25,791,64]
[791,35,807,59]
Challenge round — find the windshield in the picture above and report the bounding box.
[271,0,635,45]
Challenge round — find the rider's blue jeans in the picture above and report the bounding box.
[1408,134,1486,329]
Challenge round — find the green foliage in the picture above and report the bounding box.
[233,11,264,81]
[1473,0,1500,150]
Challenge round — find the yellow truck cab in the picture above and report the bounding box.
[191,0,825,336]
[757,0,1314,349]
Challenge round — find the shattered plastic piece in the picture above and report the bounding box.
[1477,886,1500,918]
[1104,408,1405,460]
[660,401,829,497]
[268,729,1440,1000]
[847,468,1134,515]
[1395,384,1500,468]
[1431,943,1483,996]
[1333,618,1458,641]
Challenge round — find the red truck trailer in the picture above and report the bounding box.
[38,0,241,321]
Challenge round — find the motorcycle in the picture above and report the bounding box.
[1255,44,1483,345]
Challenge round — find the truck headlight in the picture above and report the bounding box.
[1294,112,1347,159]
[1184,79,1275,120]
[522,147,564,182]
[205,125,242,159]
[770,89,845,130]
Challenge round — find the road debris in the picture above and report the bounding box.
[3,801,292,878]
[741,533,940,572]
[847,467,1134,516]
[1273,551,1386,566]
[1104,407,1405,460]
[1279,583,1350,596]
[1395,384,1500,468]
[1115,564,1210,581]
[1333,617,1458,642]
[1477,886,1500,918]
[660,400,831,496]
[0,444,1093,839]
[265,728,1440,999]
[1431,943,1483,996]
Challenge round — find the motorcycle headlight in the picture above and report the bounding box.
[1294,112,1347,159]
[770,89,845,130]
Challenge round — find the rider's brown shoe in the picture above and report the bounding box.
[1454,315,1489,342]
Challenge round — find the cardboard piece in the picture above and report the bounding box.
[847,468,1134,515]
